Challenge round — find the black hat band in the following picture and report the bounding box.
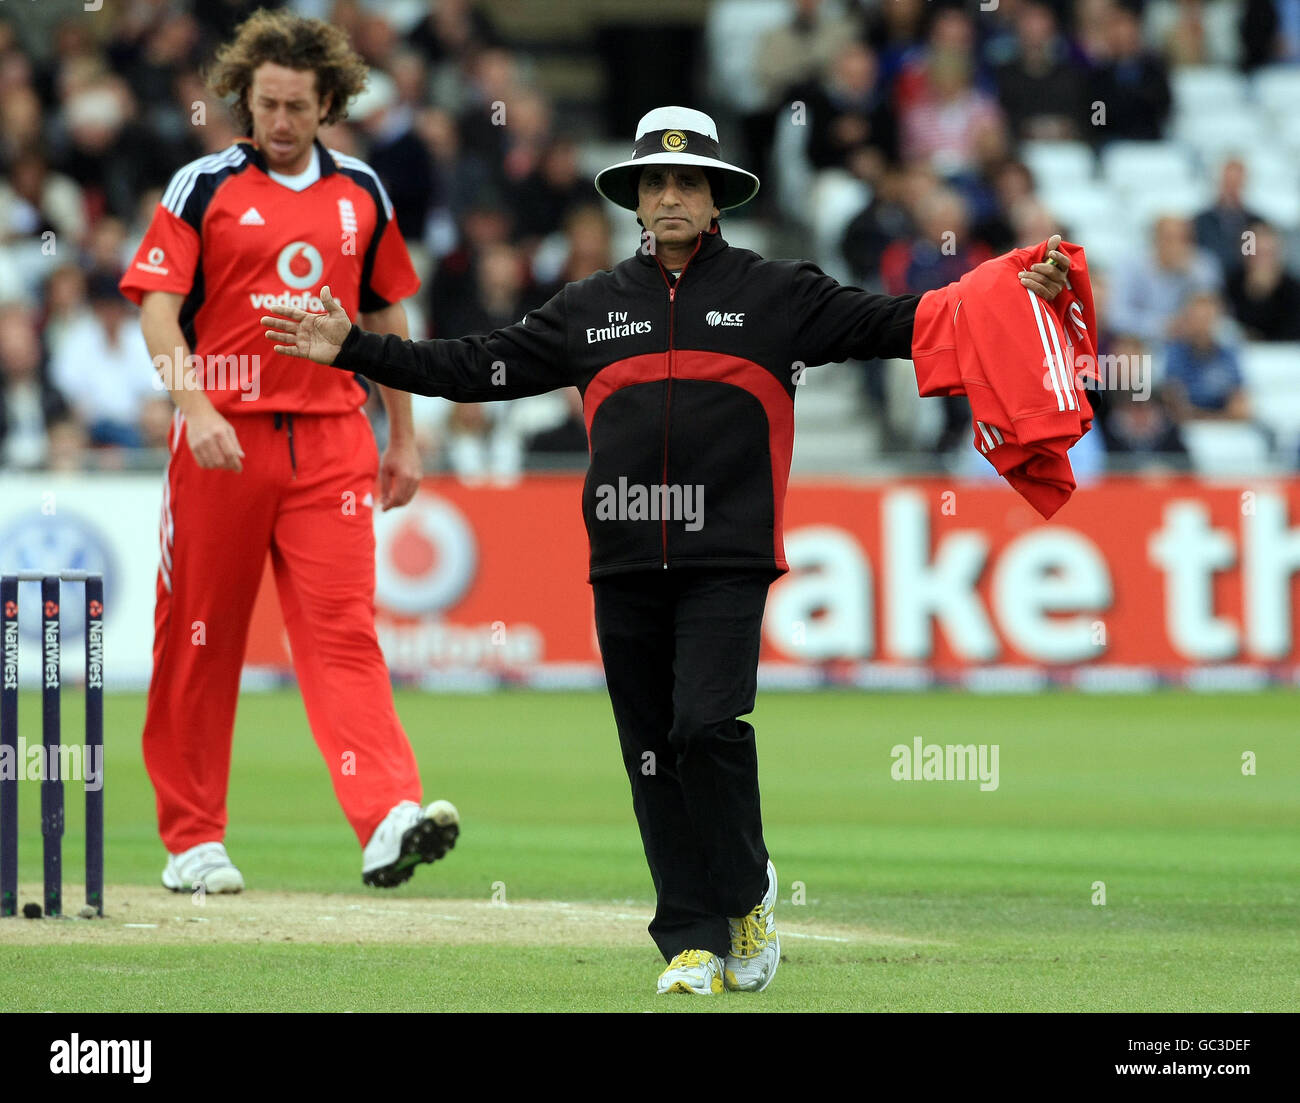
[633,129,721,161]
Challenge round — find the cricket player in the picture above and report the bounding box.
[262,107,1069,993]
[119,10,459,894]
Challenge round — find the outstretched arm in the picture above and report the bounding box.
[789,234,1073,368]
[263,283,573,401]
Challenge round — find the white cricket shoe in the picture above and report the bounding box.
[657,949,725,995]
[162,841,245,894]
[362,799,460,887]
[725,860,780,992]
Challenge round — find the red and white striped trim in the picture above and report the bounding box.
[158,410,182,592]
[976,420,1004,453]
[1025,286,1077,413]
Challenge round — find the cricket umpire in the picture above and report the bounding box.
[263,106,1070,995]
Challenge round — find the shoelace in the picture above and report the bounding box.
[669,949,712,970]
[730,907,773,959]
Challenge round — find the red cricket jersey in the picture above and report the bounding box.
[120,139,420,415]
[912,241,1097,519]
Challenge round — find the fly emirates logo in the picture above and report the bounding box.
[248,241,327,313]
[587,311,652,345]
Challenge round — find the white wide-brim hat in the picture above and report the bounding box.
[594,106,760,212]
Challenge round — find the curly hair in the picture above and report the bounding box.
[207,8,368,134]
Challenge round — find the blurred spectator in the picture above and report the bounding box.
[758,0,859,106]
[49,271,161,448]
[841,163,927,287]
[862,0,930,93]
[1095,333,1189,469]
[1087,1,1172,143]
[1146,0,1242,67]
[51,78,165,221]
[40,263,87,350]
[748,0,861,179]
[498,90,551,189]
[0,303,69,469]
[446,241,534,336]
[1099,395,1191,472]
[1193,158,1261,281]
[1226,220,1300,341]
[0,84,44,163]
[970,159,1036,253]
[897,15,1005,177]
[787,41,897,174]
[1107,215,1221,344]
[454,47,519,179]
[1162,291,1250,420]
[416,399,521,484]
[1074,0,1116,59]
[82,215,131,275]
[880,187,993,296]
[525,387,587,461]
[354,66,439,240]
[1007,195,1063,248]
[534,204,614,291]
[116,12,203,148]
[0,145,86,248]
[880,187,993,452]
[508,138,589,244]
[416,106,495,243]
[428,200,513,337]
[409,0,502,68]
[994,2,1090,141]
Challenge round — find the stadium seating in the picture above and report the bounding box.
[1239,343,1300,459]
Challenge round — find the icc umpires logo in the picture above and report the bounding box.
[706,310,745,327]
[661,130,688,152]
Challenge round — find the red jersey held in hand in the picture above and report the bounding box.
[911,241,1097,519]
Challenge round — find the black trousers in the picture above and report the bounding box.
[592,567,775,960]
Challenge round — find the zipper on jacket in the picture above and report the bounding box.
[654,235,703,569]
[273,412,298,477]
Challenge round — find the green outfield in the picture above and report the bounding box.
[2,689,1297,1012]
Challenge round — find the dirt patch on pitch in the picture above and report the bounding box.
[0,884,935,948]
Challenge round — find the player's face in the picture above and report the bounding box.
[636,167,718,249]
[248,62,331,175]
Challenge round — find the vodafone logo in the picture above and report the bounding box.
[706,310,745,327]
[276,241,323,290]
[374,497,478,615]
[147,247,165,266]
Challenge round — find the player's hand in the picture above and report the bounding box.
[1019,233,1070,302]
[262,284,353,364]
[186,407,244,471]
[378,437,421,510]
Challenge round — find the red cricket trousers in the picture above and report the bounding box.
[143,408,421,853]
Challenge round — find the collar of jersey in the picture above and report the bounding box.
[238,136,338,180]
[633,222,727,273]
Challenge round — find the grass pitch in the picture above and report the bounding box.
[1,689,1296,1012]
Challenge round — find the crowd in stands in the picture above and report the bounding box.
[2,0,1299,477]
[734,0,1300,472]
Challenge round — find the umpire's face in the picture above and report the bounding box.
[636,166,719,249]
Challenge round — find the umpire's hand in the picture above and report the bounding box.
[262,285,352,364]
[1019,234,1071,301]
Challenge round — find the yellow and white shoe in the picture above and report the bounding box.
[725,860,780,992]
[657,949,725,995]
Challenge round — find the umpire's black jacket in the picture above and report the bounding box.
[333,226,920,580]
